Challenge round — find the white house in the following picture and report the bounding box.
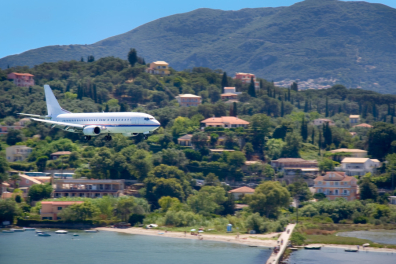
[6,145,33,162]
[339,158,380,176]
[349,115,360,124]
[389,196,396,205]
[313,118,335,126]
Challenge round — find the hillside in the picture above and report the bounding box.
[1,0,396,93]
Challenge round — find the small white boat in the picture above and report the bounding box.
[55,230,68,234]
[38,233,51,237]
[23,227,36,231]
[84,230,98,233]
[11,228,25,232]
[73,233,79,236]
[36,230,43,233]
[2,230,14,233]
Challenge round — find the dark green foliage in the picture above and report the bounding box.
[15,195,22,203]
[128,48,138,67]
[360,178,379,200]
[0,199,21,223]
[221,72,228,93]
[6,129,24,145]
[87,55,95,62]
[36,156,48,172]
[28,183,53,201]
[325,97,329,117]
[301,116,308,142]
[291,82,298,92]
[367,122,396,160]
[248,77,256,97]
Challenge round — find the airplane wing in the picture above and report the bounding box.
[30,118,85,132]
[18,113,47,119]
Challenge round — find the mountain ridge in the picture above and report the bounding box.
[1,0,396,93]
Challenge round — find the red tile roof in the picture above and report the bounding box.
[353,123,373,128]
[201,116,249,125]
[229,186,255,193]
[12,72,34,77]
[51,151,72,156]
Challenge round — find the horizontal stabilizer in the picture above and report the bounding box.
[18,113,47,119]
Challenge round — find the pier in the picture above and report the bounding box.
[266,223,296,264]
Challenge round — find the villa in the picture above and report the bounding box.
[53,179,125,198]
[40,201,84,220]
[7,72,35,87]
[145,61,170,75]
[201,116,249,128]
[314,171,358,201]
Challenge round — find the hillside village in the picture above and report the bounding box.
[0,54,396,235]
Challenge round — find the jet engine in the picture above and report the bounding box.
[83,125,101,135]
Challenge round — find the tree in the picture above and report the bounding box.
[291,82,298,92]
[6,129,24,145]
[0,199,21,223]
[158,196,181,212]
[28,183,53,201]
[191,132,208,150]
[80,56,84,62]
[288,179,312,202]
[319,158,335,172]
[205,173,220,186]
[87,55,95,62]
[290,232,306,246]
[233,102,238,116]
[9,174,20,188]
[325,97,329,117]
[248,77,256,97]
[247,181,290,218]
[4,116,16,126]
[227,151,246,168]
[244,142,254,160]
[0,155,9,197]
[265,138,285,160]
[280,100,284,117]
[60,201,99,221]
[187,186,227,215]
[360,178,378,200]
[301,116,308,142]
[323,123,332,147]
[115,197,136,222]
[250,114,272,150]
[36,156,48,172]
[128,48,138,67]
[367,122,396,160]
[221,72,228,93]
[280,133,301,158]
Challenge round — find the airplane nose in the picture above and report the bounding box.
[154,120,160,126]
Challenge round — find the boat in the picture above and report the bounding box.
[290,247,299,251]
[38,233,51,237]
[23,227,36,231]
[11,228,25,232]
[248,245,258,247]
[304,246,321,250]
[55,230,68,234]
[2,230,14,233]
[84,229,98,233]
[36,230,43,233]
[345,249,359,252]
[73,233,79,236]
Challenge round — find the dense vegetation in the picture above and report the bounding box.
[1,0,396,93]
[1,55,396,233]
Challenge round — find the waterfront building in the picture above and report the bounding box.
[312,118,335,126]
[228,186,255,199]
[338,157,380,176]
[53,179,125,198]
[233,73,260,89]
[7,72,35,87]
[201,116,249,128]
[176,94,202,107]
[6,145,33,162]
[40,201,84,220]
[50,151,72,160]
[145,61,170,75]
[314,171,358,201]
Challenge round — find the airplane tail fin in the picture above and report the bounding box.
[44,85,71,117]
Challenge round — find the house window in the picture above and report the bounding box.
[58,207,62,210]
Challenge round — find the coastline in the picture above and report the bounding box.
[97,227,278,247]
[97,227,396,253]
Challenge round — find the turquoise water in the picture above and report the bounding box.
[288,247,396,264]
[338,230,396,245]
[0,230,271,264]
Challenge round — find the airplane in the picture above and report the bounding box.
[19,85,160,141]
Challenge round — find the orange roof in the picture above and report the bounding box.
[12,72,34,77]
[353,123,373,128]
[229,186,255,193]
[202,116,249,125]
[51,151,72,156]
[221,93,237,97]
[41,201,84,206]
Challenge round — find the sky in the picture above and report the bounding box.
[1,0,395,59]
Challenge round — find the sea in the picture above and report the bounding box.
[0,230,271,264]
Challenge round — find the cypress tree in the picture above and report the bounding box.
[120,103,127,112]
[338,105,342,113]
[28,86,32,94]
[93,84,97,103]
[388,104,391,115]
[248,76,256,97]
[105,104,109,112]
[291,82,298,92]
[229,104,234,116]
[297,100,301,109]
[301,116,308,142]
[392,116,394,124]
[128,48,138,66]
[221,72,228,93]
[311,128,315,144]
[291,97,294,104]
[318,131,322,155]
[325,97,329,117]
[80,56,84,62]
[372,103,377,119]
[304,101,309,112]
[267,86,270,96]
[77,84,83,100]
[260,80,264,89]
[309,101,312,111]
[288,88,291,101]
[280,100,284,117]
[233,102,238,116]
[87,55,95,62]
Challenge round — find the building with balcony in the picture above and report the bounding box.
[329,148,367,161]
[7,72,35,87]
[339,157,380,176]
[146,61,170,75]
[40,201,84,220]
[201,116,249,128]
[6,145,33,162]
[50,151,72,160]
[233,73,260,89]
[176,94,202,107]
[349,115,360,124]
[53,179,125,198]
[314,171,358,201]
[178,134,193,147]
[221,93,238,101]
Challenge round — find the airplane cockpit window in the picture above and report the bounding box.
[144,117,149,121]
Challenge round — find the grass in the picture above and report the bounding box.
[249,235,279,241]
[305,234,396,249]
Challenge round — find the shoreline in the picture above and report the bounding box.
[97,227,396,253]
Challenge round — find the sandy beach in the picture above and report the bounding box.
[97,227,396,253]
[97,227,279,247]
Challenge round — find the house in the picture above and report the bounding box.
[313,118,335,126]
[0,125,23,135]
[389,196,396,205]
[353,123,373,128]
[338,158,380,176]
[233,73,260,89]
[201,116,249,129]
[228,186,255,199]
[223,87,241,95]
[7,72,35,87]
[50,151,72,160]
[271,158,319,178]
[53,179,125,198]
[6,145,33,162]
[209,149,235,153]
[178,134,193,146]
[145,61,170,75]
[13,118,31,126]
[349,115,360,124]
[221,93,238,101]
[314,171,358,201]
[329,148,367,158]
[350,132,357,137]
[40,201,84,220]
[176,94,202,107]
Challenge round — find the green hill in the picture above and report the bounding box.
[1,0,396,93]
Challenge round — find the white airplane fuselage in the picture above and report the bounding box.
[54,112,160,136]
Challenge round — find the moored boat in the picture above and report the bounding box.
[11,228,25,232]
[2,230,14,233]
[38,233,51,237]
[55,230,68,234]
[84,229,98,233]
[23,227,36,231]
[304,246,321,250]
[345,249,359,252]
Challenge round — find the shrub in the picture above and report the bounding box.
[290,231,306,246]
[353,216,368,224]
